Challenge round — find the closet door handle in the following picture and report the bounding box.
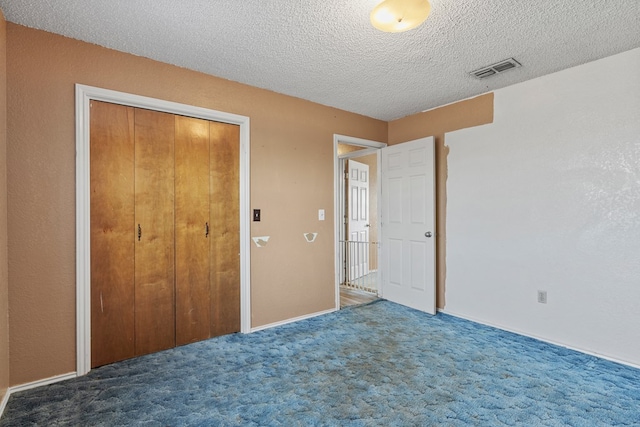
[138,224,141,241]
[205,222,209,238]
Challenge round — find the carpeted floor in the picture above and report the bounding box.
[2,300,639,426]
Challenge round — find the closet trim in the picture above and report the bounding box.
[75,84,251,376]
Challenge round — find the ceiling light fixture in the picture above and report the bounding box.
[370,0,431,33]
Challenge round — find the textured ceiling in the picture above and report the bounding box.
[1,0,639,121]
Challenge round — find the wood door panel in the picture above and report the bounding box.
[175,116,211,345]
[91,103,241,365]
[134,108,176,356]
[90,101,136,367]
[209,122,241,336]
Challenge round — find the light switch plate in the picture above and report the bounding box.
[318,209,325,221]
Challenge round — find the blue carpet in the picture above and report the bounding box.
[2,300,639,426]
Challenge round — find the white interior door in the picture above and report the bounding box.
[348,159,370,280]
[380,137,436,314]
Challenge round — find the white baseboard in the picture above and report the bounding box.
[251,308,337,333]
[438,309,640,370]
[8,372,77,395]
[0,388,9,419]
[0,372,77,420]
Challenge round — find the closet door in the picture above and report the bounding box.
[91,103,242,366]
[90,101,135,367]
[175,116,211,345]
[134,108,176,356]
[210,122,241,336]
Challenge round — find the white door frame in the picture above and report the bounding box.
[333,134,386,309]
[75,84,251,376]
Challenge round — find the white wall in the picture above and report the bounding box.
[444,48,640,367]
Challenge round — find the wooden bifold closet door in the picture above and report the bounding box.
[175,115,211,346]
[90,100,240,368]
[134,108,176,356]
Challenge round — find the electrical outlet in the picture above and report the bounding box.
[537,290,547,304]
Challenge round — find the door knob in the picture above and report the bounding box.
[425,231,432,238]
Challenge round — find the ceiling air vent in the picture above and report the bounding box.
[470,58,521,79]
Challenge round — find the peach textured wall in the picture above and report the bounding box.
[6,24,387,386]
[0,10,9,405]
[388,94,494,309]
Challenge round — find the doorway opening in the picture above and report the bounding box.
[333,135,386,309]
[334,135,437,315]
